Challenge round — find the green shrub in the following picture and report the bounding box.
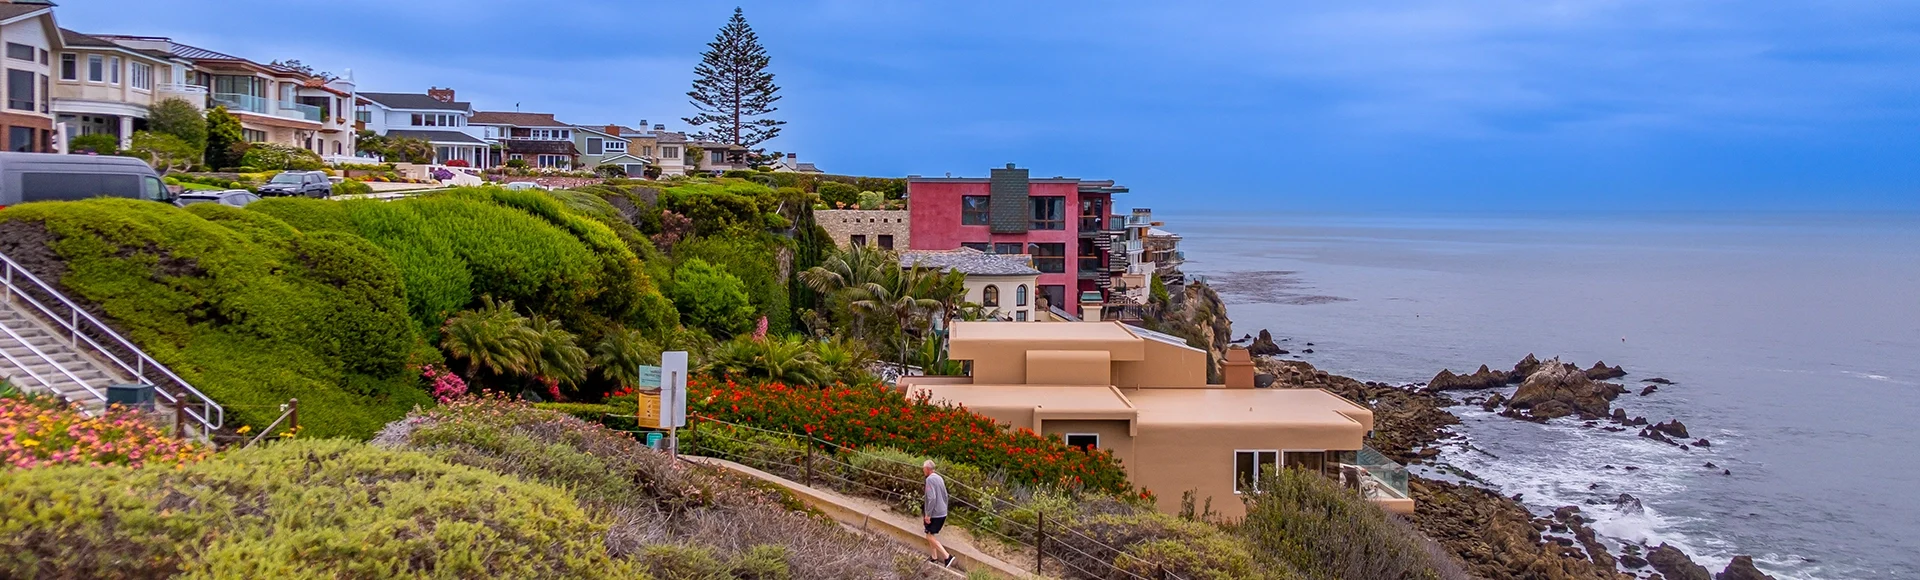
[148,97,208,156]
[730,545,792,580]
[241,143,326,171]
[1239,467,1447,580]
[334,179,373,196]
[815,181,858,207]
[856,190,885,210]
[672,235,790,334]
[0,199,429,437]
[0,439,642,579]
[668,258,756,336]
[68,133,118,155]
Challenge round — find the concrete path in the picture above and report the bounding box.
[683,455,1033,579]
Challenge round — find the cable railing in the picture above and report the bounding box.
[0,250,223,434]
[678,415,1190,580]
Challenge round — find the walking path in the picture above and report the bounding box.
[682,455,1033,579]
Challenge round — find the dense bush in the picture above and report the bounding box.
[668,258,756,336]
[698,334,875,386]
[240,142,325,171]
[1,392,209,469]
[815,181,859,207]
[147,97,208,157]
[682,377,1129,492]
[375,396,917,579]
[0,439,642,578]
[204,106,245,169]
[0,199,430,437]
[334,178,373,196]
[1240,467,1466,580]
[674,235,791,335]
[68,133,118,155]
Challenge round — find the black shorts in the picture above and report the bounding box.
[924,516,946,535]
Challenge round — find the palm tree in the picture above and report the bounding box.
[758,335,833,386]
[440,296,538,383]
[592,328,662,391]
[526,315,589,388]
[849,281,941,375]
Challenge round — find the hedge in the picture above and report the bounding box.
[0,439,643,578]
[0,199,430,438]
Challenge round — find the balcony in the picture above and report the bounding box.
[1077,257,1103,277]
[278,101,323,122]
[211,92,268,114]
[1344,446,1413,514]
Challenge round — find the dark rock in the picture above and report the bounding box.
[1643,377,1675,385]
[1248,329,1285,357]
[1724,469,1732,475]
[1481,392,1507,411]
[1651,420,1691,438]
[1622,554,1650,568]
[1587,361,1628,380]
[1305,342,1314,346]
[1704,462,1717,468]
[1554,506,1582,520]
[1692,438,1712,447]
[1641,385,1660,396]
[1504,357,1625,420]
[1625,466,1640,471]
[1612,408,1629,422]
[1551,536,1575,547]
[1649,543,1713,580]
[1512,353,1542,377]
[1614,493,1643,513]
[1603,465,1616,469]
[1717,555,1777,580]
[1254,373,1277,388]
[1641,427,1676,445]
[1427,364,1515,392]
[1550,522,1570,533]
[1302,348,1314,354]
[1628,416,1650,426]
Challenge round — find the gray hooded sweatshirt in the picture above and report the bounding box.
[924,472,950,518]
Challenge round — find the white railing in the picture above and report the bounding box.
[0,250,223,432]
[0,319,104,404]
[156,83,207,95]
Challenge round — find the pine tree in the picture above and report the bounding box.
[684,7,784,148]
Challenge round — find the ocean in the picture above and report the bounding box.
[1164,211,1920,580]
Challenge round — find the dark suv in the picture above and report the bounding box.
[257,171,332,198]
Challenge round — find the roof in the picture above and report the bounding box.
[1147,228,1181,239]
[58,29,120,48]
[1121,387,1372,430]
[385,130,488,145]
[795,162,820,172]
[953,320,1142,343]
[470,111,566,126]
[655,131,687,144]
[505,140,579,155]
[0,4,51,22]
[910,384,1137,417]
[900,248,1040,276]
[360,92,472,111]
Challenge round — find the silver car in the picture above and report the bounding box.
[173,189,261,208]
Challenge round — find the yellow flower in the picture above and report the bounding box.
[19,438,38,447]
[235,425,252,435]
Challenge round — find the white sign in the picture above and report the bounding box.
[661,351,688,428]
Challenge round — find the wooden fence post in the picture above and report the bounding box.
[287,398,298,435]
[805,444,815,486]
[1036,511,1046,574]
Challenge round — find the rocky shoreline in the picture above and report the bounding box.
[1255,349,1773,580]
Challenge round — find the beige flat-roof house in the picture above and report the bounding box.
[900,248,1041,322]
[902,321,1413,518]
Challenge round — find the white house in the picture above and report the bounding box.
[357,87,489,166]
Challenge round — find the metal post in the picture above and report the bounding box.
[1036,511,1046,573]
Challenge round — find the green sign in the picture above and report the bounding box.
[637,365,662,389]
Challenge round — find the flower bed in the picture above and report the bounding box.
[654,377,1130,492]
[1,393,208,469]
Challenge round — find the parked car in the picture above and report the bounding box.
[257,171,332,198]
[0,152,167,209]
[173,189,260,208]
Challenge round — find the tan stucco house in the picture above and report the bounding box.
[901,321,1414,518]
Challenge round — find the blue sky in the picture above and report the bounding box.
[56,1,1920,211]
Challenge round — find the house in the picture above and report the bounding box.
[688,140,749,174]
[817,208,909,250]
[0,1,57,152]
[92,34,357,158]
[470,111,578,169]
[908,164,1128,318]
[51,29,199,152]
[652,129,687,176]
[900,249,1042,322]
[592,123,654,177]
[569,124,632,173]
[357,88,489,166]
[900,322,1415,518]
[769,152,821,174]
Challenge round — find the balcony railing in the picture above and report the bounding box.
[210,92,269,114]
[156,83,207,95]
[1346,445,1410,500]
[278,101,323,122]
[1078,257,1103,274]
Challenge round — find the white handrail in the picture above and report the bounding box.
[0,319,105,404]
[0,250,222,429]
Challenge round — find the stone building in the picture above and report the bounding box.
[816,209,910,250]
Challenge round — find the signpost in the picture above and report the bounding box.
[661,352,688,457]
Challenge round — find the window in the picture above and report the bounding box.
[1283,451,1327,475]
[9,126,36,152]
[7,68,33,111]
[22,173,100,200]
[961,195,990,225]
[39,73,46,112]
[1234,450,1280,493]
[508,153,523,161]
[662,146,680,159]
[1014,311,1028,321]
[109,57,121,84]
[586,137,603,155]
[710,149,726,164]
[242,129,267,142]
[641,145,653,156]
[1030,196,1065,230]
[605,140,626,152]
[87,55,103,82]
[411,113,424,126]
[38,48,47,65]
[59,54,74,80]
[982,285,1000,307]
[993,242,1022,255]
[1029,243,1065,274]
[130,62,151,90]
[5,43,32,62]
[1016,285,1028,307]
[141,177,166,201]
[1080,198,1107,231]
[536,154,570,168]
[849,234,867,247]
[1065,434,1099,452]
[961,242,991,252]
[1038,285,1066,311]
[877,234,894,250]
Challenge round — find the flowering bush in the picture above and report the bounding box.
[418,364,468,403]
[673,377,1130,492]
[444,159,471,168]
[1,395,208,469]
[430,168,455,181]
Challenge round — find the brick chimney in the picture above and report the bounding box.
[427,87,455,103]
[605,124,622,135]
[1223,347,1257,388]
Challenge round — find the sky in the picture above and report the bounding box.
[53,1,1920,212]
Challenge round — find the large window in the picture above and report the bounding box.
[1080,197,1106,231]
[982,285,1000,307]
[993,242,1022,255]
[1038,285,1066,311]
[527,128,569,140]
[661,146,680,159]
[5,43,33,62]
[1234,450,1280,494]
[1030,196,1065,230]
[7,68,33,111]
[1029,243,1065,273]
[87,55,103,82]
[130,62,151,90]
[605,140,626,152]
[1016,285,1029,307]
[242,129,268,142]
[58,53,74,80]
[585,137,603,155]
[961,195,990,225]
[9,126,35,152]
[1283,450,1327,475]
[710,149,726,164]
[108,56,121,84]
[536,154,571,168]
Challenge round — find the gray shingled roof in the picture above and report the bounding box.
[0,4,51,21]
[386,130,487,145]
[900,248,1041,276]
[361,92,473,111]
[59,29,119,48]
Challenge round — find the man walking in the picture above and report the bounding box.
[922,459,955,567]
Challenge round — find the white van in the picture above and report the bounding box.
[0,152,168,209]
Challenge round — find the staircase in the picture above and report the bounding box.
[0,250,222,438]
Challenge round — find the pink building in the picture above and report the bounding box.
[908,164,1128,318]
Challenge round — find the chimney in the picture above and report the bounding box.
[1223,347,1257,388]
[639,119,648,129]
[653,124,665,131]
[427,87,455,103]
[605,125,622,135]
[787,153,797,160]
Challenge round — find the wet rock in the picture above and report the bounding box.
[1621,554,1650,568]
[1643,377,1675,385]
[1505,358,1627,420]
[1586,361,1628,380]
[1612,408,1630,422]
[1427,364,1516,392]
[1554,506,1582,520]
[1693,438,1712,447]
[1649,543,1713,580]
[1248,329,1285,357]
[1717,555,1777,580]
[1551,536,1575,547]
[1302,348,1314,354]
[1512,353,1543,377]
[1723,469,1732,475]
[1651,420,1691,439]
[1704,462,1718,468]
[1641,385,1660,396]
[1625,466,1640,471]
[1628,416,1650,427]
[1481,392,1510,411]
[1614,493,1644,513]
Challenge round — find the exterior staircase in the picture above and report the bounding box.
[0,250,222,439]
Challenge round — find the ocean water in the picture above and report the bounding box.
[1165,211,1920,580]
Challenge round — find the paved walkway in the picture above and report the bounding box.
[683,455,1032,579]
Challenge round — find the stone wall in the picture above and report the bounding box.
[816,209,911,250]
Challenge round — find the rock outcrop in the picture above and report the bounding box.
[1716,556,1778,580]
[1427,364,1515,392]
[1648,543,1713,580]
[1248,329,1285,356]
[1586,361,1627,380]
[1503,358,1628,420]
